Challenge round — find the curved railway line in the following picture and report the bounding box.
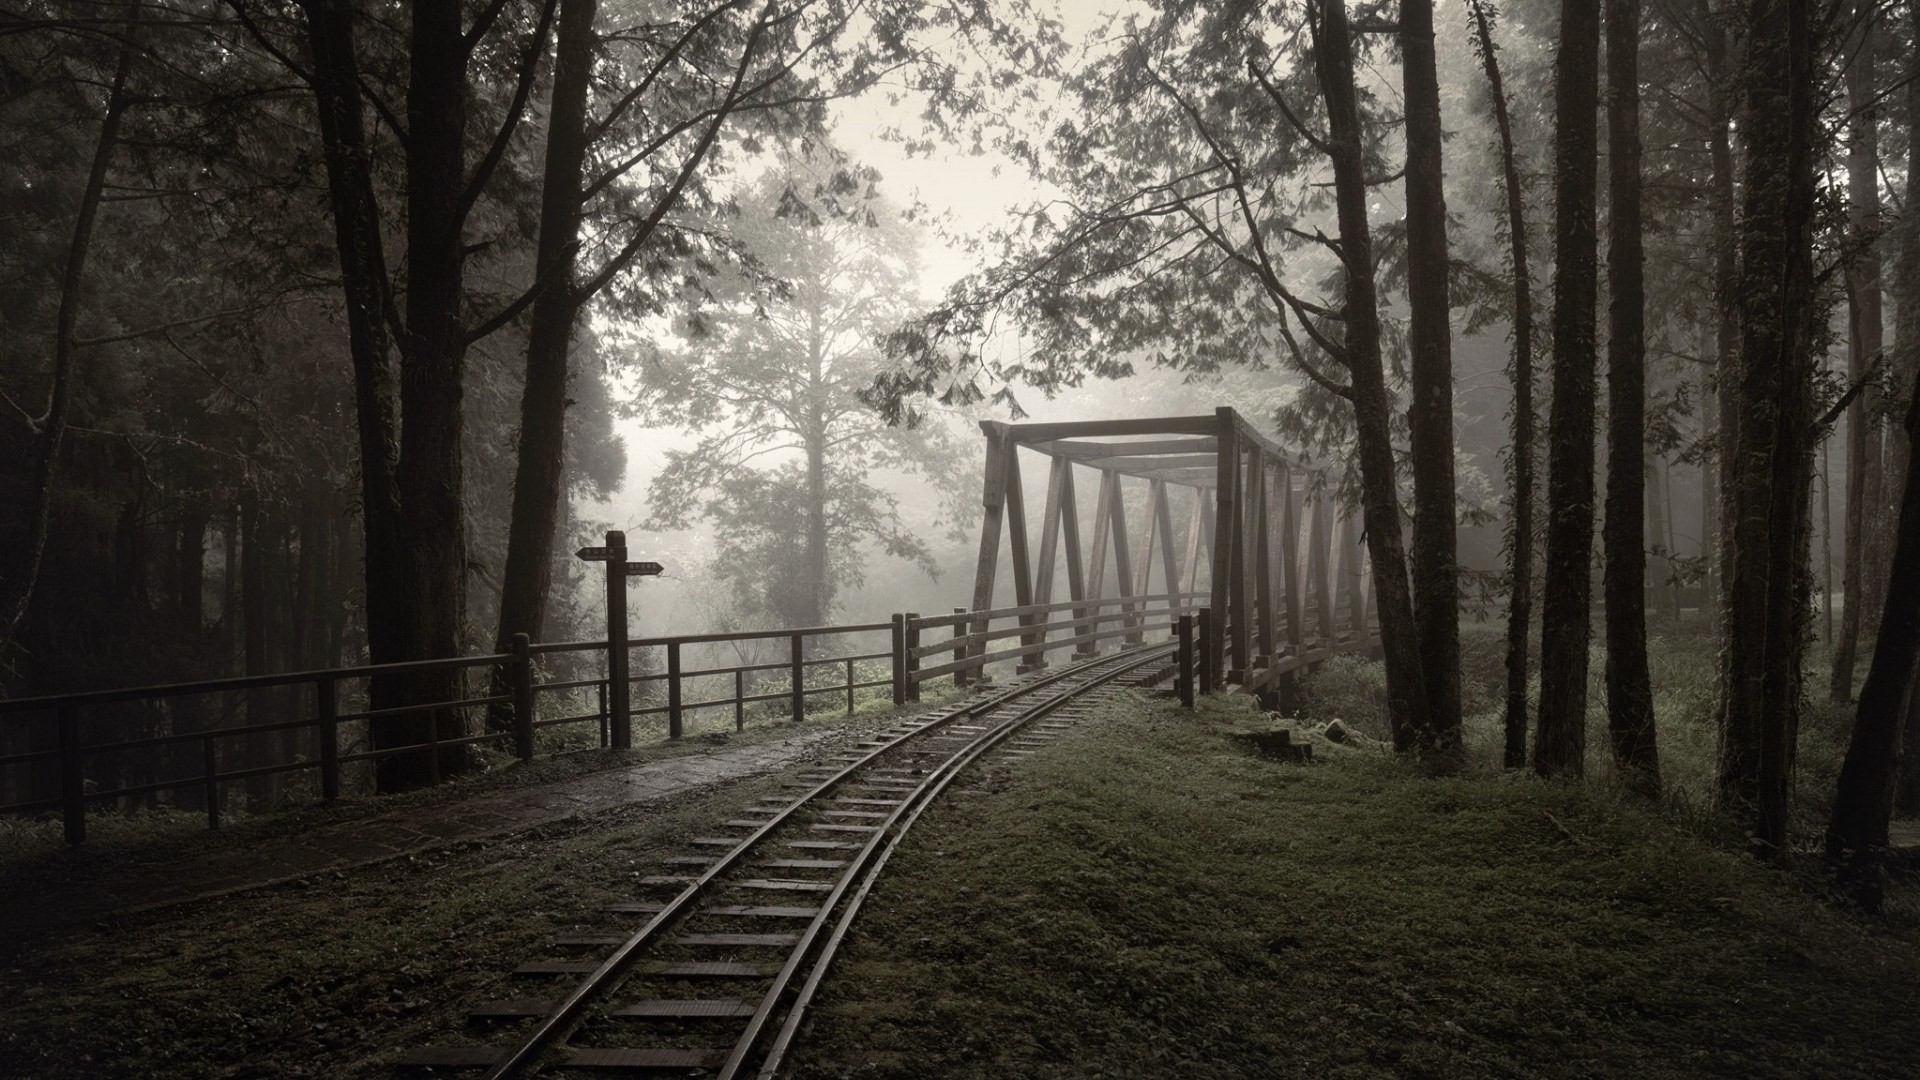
[398,642,1177,1078]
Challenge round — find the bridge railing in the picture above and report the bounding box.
[894,592,1206,700]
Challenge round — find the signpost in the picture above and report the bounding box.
[577,533,667,750]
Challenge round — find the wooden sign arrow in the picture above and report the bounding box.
[576,546,617,560]
[625,561,665,576]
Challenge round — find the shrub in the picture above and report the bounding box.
[1298,654,1390,741]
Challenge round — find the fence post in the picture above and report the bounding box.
[203,735,220,829]
[668,641,684,739]
[734,668,745,731]
[597,679,608,748]
[605,529,631,749]
[891,614,906,705]
[58,706,84,846]
[790,633,805,721]
[318,676,340,800]
[510,633,536,761]
[904,613,921,702]
[1197,607,1214,696]
[1177,614,1195,708]
[951,608,968,689]
[846,657,856,715]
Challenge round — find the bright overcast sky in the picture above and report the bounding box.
[824,0,1142,294]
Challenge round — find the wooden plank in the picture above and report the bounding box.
[1126,466,1222,486]
[1033,455,1068,607]
[968,422,1011,674]
[1197,486,1216,590]
[1025,436,1219,458]
[969,422,1011,619]
[1229,444,1251,676]
[568,1048,730,1069]
[1129,480,1160,616]
[1253,455,1276,664]
[1087,469,1115,605]
[1154,478,1180,616]
[1058,462,1092,652]
[1280,462,1304,652]
[1005,415,1218,442]
[1309,486,1335,641]
[1082,453,1220,473]
[1219,406,1294,463]
[1004,443,1040,665]
[1179,486,1206,594]
[1211,408,1238,685]
[1107,471,1136,642]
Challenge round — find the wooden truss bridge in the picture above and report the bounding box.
[959,407,1381,699]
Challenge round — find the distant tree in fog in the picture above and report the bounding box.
[633,145,966,633]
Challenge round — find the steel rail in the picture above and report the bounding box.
[738,645,1171,1080]
[477,642,1167,1078]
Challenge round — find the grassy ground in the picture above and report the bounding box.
[797,693,1920,1080]
[1299,619,1867,847]
[0,696,948,1077]
[0,746,825,1077]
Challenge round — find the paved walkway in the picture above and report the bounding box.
[7,726,845,937]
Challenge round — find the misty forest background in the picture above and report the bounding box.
[2,0,1917,893]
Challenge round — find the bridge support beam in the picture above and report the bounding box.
[962,410,1376,693]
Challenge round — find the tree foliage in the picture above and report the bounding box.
[632,145,966,629]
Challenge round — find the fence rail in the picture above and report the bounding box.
[2,536,1375,847]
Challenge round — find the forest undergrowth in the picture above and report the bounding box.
[1301,617,1866,849]
[796,689,1920,1080]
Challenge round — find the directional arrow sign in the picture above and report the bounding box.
[576,545,617,560]
[625,561,665,576]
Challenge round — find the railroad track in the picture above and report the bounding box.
[398,642,1175,1077]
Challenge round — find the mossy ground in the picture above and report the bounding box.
[796,693,1920,1079]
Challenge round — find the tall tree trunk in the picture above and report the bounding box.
[1822,439,1835,645]
[1893,0,1920,817]
[1648,459,1681,622]
[1315,0,1431,751]
[1701,325,1720,610]
[804,310,831,636]
[492,0,593,734]
[1535,0,1601,779]
[387,0,475,791]
[1603,0,1659,794]
[177,505,208,634]
[1468,0,1535,770]
[297,0,409,773]
[171,504,209,810]
[241,485,274,810]
[1826,383,1920,907]
[1706,0,1739,614]
[1400,0,1460,755]
[1,36,131,649]
[1720,0,1818,856]
[495,0,595,661]
[1832,0,1883,702]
